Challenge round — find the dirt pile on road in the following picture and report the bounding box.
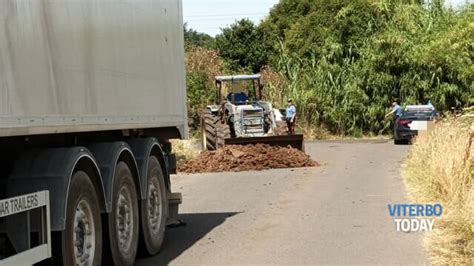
[178,144,319,173]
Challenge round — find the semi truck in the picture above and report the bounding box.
[0,0,186,265]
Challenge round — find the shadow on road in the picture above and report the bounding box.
[137,212,240,265]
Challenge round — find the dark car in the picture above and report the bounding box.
[393,105,438,144]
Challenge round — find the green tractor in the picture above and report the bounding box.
[201,74,304,151]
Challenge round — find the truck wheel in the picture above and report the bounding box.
[201,109,218,150]
[140,156,168,255]
[216,122,231,149]
[108,162,139,266]
[394,139,406,145]
[62,171,102,266]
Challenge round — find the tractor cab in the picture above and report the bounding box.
[215,74,262,105]
[226,92,248,105]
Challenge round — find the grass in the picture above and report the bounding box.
[402,116,473,264]
[296,121,390,140]
[170,139,200,162]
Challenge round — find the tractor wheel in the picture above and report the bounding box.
[201,109,218,150]
[275,121,288,136]
[216,122,231,149]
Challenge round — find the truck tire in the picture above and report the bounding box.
[275,121,288,135]
[62,171,102,266]
[394,139,407,145]
[201,109,218,150]
[108,162,139,266]
[140,156,168,255]
[216,122,231,149]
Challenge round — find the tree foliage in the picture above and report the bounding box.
[216,19,268,73]
[185,48,223,131]
[185,0,473,136]
[259,0,473,135]
[184,23,215,51]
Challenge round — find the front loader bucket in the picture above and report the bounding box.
[224,134,305,151]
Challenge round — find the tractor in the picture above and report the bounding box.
[201,74,304,151]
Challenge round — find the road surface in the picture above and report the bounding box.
[138,140,426,265]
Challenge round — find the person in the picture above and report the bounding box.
[286,99,296,135]
[385,100,402,121]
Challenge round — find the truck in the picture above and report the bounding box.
[0,0,185,265]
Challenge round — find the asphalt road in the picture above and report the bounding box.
[138,140,426,265]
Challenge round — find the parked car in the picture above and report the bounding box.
[394,105,438,144]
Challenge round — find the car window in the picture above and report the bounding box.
[402,111,436,118]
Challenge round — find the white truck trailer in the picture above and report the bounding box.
[0,0,186,264]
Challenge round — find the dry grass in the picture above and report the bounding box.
[402,117,473,264]
[170,139,200,162]
[298,122,332,140]
[261,65,287,106]
[185,47,223,80]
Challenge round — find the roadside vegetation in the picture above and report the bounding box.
[182,2,473,261]
[184,0,473,137]
[170,139,200,162]
[402,111,473,264]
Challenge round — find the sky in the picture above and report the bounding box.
[183,0,471,37]
[183,0,278,36]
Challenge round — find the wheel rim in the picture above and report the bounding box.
[73,199,96,265]
[116,185,134,253]
[147,180,163,235]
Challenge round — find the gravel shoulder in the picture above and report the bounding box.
[138,140,426,265]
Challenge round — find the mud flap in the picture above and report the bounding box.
[166,192,182,226]
[224,134,305,151]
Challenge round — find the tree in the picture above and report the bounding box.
[184,23,215,51]
[216,19,267,73]
[185,0,473,136]
[258,0,473,134]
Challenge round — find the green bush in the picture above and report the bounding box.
[259,1,473,136]
[186,72,215,132]
[185,1,473,137]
